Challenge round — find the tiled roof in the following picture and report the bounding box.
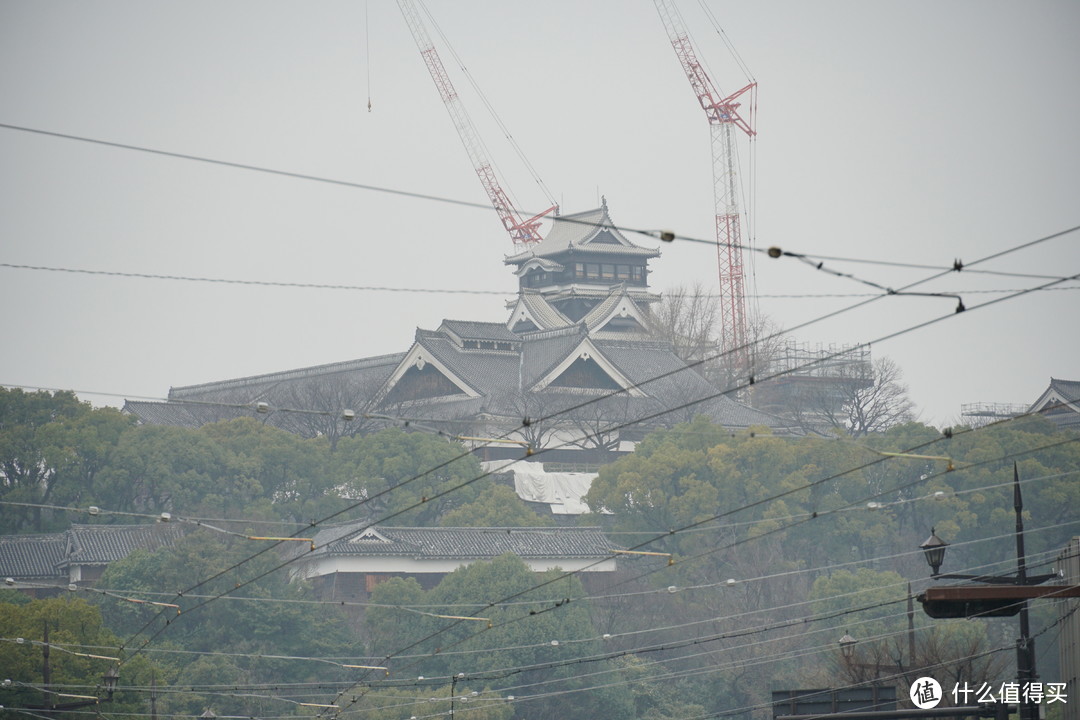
[582,288,626,331]
[1049,378,1080,403]
[513,257,566,274]
[439,320,521,344]
[413,334,521,398]
[0,533,67,580]
[519,326,590,389]
[0,524,185,582]
[595,340,795,429]
[505,204,660,264]
[581,285,650,334]
[1029,377,1080,430]
[169,354,405,401]
[512,292,573,331]
[384,320,794,431]
[308,524,618,560]
[63,524,184,566]
[123,400,255,428]
[126,353,405,431]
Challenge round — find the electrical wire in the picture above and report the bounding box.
[10,297,1080,708]
[417,0,557,210]
[330,433,1080,690]
[2,261,1076,298]
[11,601,1066,720]
[311,442,1071,712]
[88,279,1080,675]
[3,122,1075,283]
[2,215,1071,699]
[21,423,1054,708]
[7,537,1066,675]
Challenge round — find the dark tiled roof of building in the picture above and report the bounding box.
[520,326,590,389]
[513,257,566,274]
[439,320,521,344]
[383,321,794,431]
[1029,377,1080,430]
[510,292,573,331]
[123,400,255,429]
[0,524,185,582]
[0,533,67,580]
[505,204,660,264]
[413,334,521,398]
[63,524,184,567]
[169,353,405,401]
[126,353,406,431]
[1049,378,1080,402]
[308,524,618,560]
[595,339,795,429]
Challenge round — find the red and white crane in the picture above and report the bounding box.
[397,0,557,249]
[653,0,757,381]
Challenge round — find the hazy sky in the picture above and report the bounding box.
[1,1,1077,427]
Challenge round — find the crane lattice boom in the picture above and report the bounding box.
[398,0,555,248]
[654,0,756,379]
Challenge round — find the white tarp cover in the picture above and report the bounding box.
[481,460,597,515]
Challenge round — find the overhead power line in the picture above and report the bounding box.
[3,120,1076,282]
[2,261,1078,298]
[97,272,1080,669]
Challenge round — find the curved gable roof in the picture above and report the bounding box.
[308,524,618,560]
[582,284,651,334]
[505,203,660,264]
[507,292,573,333]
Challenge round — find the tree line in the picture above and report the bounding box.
[1,387,1077,719]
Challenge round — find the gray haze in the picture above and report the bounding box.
[1,1,1078,426]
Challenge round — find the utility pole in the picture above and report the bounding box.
[41,621,52,711]
[451,672,463,719]
[1013,464,1037,720]
[22,621,120,712]
[907,583,917,670]
[918,464,1080,720]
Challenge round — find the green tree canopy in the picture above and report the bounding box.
[0,388,132,533]
[0,595,155,715]
[366,554,632,720]
[97,528,355,717]
[329,428,488,526]
[440,484,554,527]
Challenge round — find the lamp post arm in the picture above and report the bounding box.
[931,572,1058,585]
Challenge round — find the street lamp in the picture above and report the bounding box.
[21,665,121,711]
[919,528,948,577]
[918,464,1051,720]
[838,633,856,661]
[920,528,1056,585]
[102,666,120,698]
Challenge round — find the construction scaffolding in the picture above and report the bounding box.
[751,341,873,423]
[960,402,1027,428]
[767,341,872,379]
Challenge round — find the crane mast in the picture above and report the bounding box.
[397,0,556,249]
[653,0,756,383]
